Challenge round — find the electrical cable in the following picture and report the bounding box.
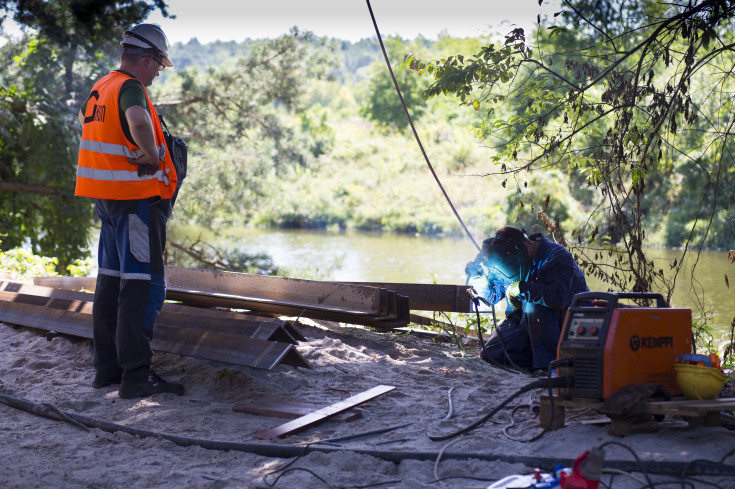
[441,387,455,421]
[314,422,412,444]
[427,375,572,441]
[364,0,480,253]
[3,391,735,478]
[468,290,529,374]
[433,435,482,482]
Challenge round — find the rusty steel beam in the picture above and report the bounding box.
[153,323,308,369]
[165,266,386,316]
[0,296,93,338]
[32,274,473,312]
[0,286,308,370]
[33,276,97,291]
[342,282,473,312]
[157,305,299,344]
[166,288,409,328]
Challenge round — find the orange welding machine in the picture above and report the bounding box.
[556,292,693,401]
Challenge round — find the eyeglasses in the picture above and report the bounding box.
[144,56,165,72]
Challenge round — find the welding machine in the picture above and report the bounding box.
[556,292,693,400]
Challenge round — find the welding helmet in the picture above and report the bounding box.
[121,24,173,67]
[480,229,531,283]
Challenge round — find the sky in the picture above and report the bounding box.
[142,0,563,44]
[0,1,563,45]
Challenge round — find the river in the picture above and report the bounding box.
[170,225,734,341]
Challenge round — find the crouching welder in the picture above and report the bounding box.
[466,226,589,371]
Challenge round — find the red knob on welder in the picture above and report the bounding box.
[576,325,586,336]
[589,326,599,336]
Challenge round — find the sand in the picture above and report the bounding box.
[1,318,734,489]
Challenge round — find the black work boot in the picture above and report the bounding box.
[92,371,122,389]
[118,370,184,399]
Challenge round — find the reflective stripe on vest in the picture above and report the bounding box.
[75,71,177,200]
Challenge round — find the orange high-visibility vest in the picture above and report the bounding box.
[75,71,177,200]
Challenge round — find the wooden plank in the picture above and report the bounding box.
[233,399,362,422]
[254,385,395,439]
[166,266,384,315]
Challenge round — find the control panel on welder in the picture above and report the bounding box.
[557,292,693,401]
[565,315,604,341]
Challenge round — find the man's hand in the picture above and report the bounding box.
[129,153,159,176]
[506,280,522,309]
[125,105,160,176]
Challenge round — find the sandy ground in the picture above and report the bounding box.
[1,318,734,489]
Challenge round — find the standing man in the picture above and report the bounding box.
[466,226,589,371]
[76,24,183,399]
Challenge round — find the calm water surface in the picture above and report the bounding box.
[171,226,734,339]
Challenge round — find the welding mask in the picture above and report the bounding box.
[480,233,531,283]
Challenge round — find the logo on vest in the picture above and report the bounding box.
[83,90,106,123]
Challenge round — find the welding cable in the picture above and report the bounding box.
[441,387,455,421]
[501,403,535,441]
[365,0,480,253]
[597,441,654,488]
[4,391,735,480]
[314,422,413,444]
[680,447,735,476]
[433,435,482,482]
[500,363,569,444]
[468,291,527,374]
[427,375,573,441]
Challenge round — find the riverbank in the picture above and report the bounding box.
[169,225,735,339]
[2,318,734,488]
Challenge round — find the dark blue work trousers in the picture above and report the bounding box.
[92,197,171,383]
[480,307,563,370]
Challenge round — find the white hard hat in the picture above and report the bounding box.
[121,23,173,67]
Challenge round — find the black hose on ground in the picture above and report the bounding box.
[1,391,734,477]
[428,376,573,442]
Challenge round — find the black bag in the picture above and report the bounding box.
[160,115,188,186]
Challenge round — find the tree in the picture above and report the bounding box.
[360,36,432,130]
[1,0,171,96]
[409,0,735,344]
[0,1,171,270]
[154,28,339,225]
[407,0,735,295]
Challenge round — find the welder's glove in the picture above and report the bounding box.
[506,280,522,310]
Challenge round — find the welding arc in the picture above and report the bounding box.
[1,392,734,477]
[364,0,481,253]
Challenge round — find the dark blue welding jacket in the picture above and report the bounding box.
[481,233,589,368]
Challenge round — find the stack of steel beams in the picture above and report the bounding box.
[164,267,411,329]
[0,280,308,369]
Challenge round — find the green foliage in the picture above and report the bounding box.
[359,37,431,130]
[0,1,168,272]
[155,30,341,226]
[411,0,735,310]
[0,241,93,280]
[0,43,93,271]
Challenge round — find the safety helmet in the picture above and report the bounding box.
[120,23,173,67]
